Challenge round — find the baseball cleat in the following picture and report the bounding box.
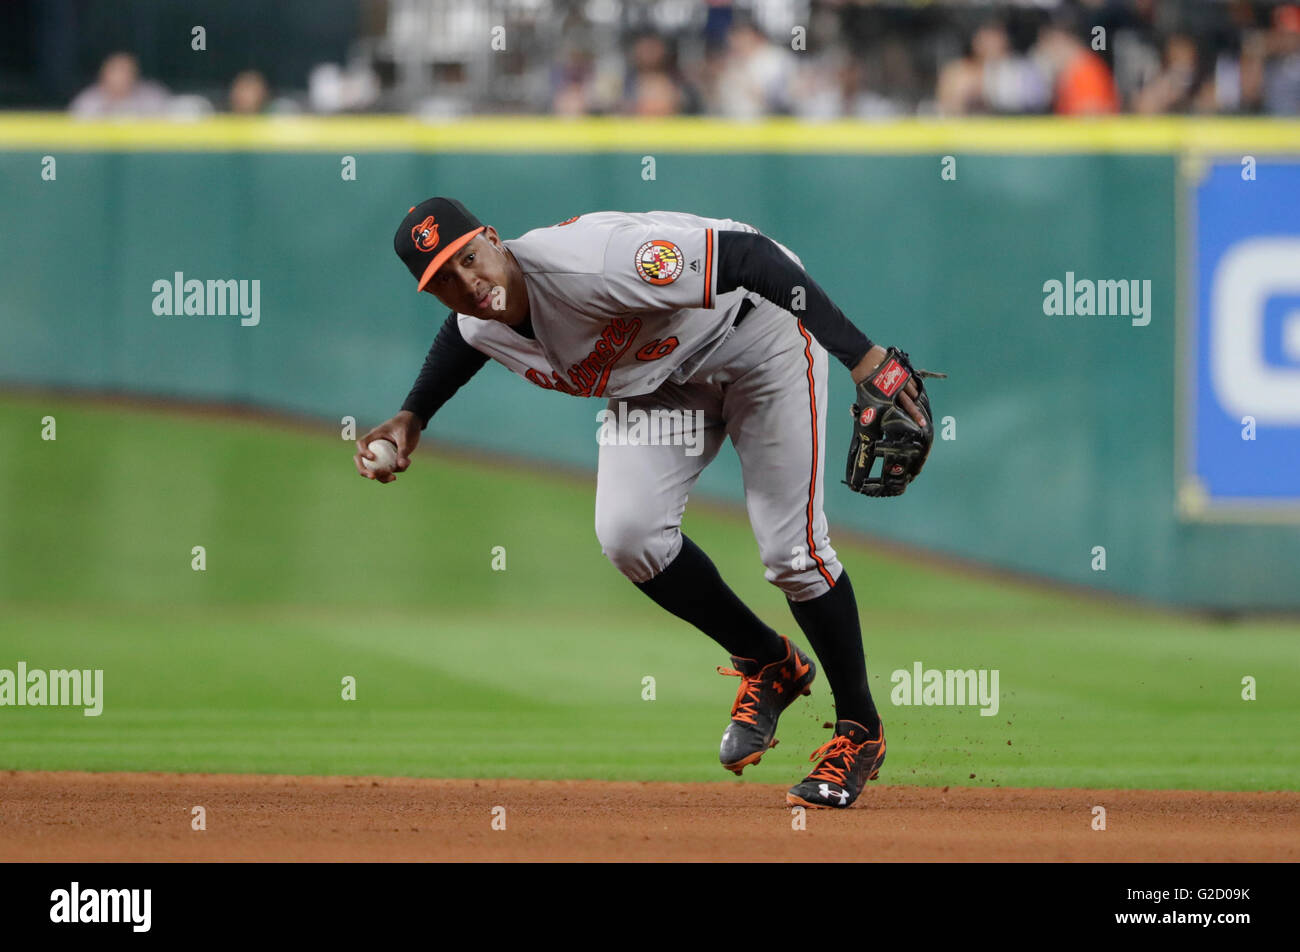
[717,635,816,775]
[786,719,885,809]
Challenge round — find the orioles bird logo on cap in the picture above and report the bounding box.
[412,216,440,253]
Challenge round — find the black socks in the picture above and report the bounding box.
[633,534,787,665]
[635,539,881,736]
[787,569,881,737]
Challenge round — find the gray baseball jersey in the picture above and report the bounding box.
[455,210,799,397]
[454,209,839,602]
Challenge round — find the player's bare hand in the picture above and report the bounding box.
[353,410,422,483]
[897,389,926,428]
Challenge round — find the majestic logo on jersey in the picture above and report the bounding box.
[412,216,440,253]
[634,240,684,286]
[524,317,643,397]
[872,359,909,397]
[555,216,579,226]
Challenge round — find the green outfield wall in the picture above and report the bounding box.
[2,117,1297,610]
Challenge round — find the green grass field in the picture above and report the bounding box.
[1,392,1297,790]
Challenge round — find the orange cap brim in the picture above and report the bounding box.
[416,226,486,292]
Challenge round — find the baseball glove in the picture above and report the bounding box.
[845,347,946,498]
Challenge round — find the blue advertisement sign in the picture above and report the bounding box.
[1185,160,1300,517]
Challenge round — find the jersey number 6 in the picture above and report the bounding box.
[635,337,679,361]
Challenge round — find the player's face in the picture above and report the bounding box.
[423,229,515,321]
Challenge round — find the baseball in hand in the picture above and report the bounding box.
[363,439,400,474]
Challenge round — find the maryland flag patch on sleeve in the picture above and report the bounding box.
[634,239,684,286]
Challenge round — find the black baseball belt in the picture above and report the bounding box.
[732,297,756,328]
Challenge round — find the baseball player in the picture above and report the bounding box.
[355,197,938,808]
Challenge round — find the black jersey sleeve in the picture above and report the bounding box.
[400,311,491,429]
[715,230,875,371]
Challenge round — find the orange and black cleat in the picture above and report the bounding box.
[786,719,885,809]
[785,719,885,808]
[717,635,816,775]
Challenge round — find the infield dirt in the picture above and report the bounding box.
[2,771,1296,862]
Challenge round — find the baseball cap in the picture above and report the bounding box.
[394,197,486,292]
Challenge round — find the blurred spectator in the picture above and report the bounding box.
[552,46,597,116]
[69,52,171,117]
[308,62,380,114]
[937,41,982,114]
[710,17,794,119]
[843,56,903,120]
[1225,0,1269,112]
[789,48,852,121]
[631,71,683,117]
[229,71,270,115]
[552,81,591,117]
[981,24,1051,114]
[1232,31,1269,113]
[28,1,1300,121]
[622,31,693,116]
[874,39,927,115]
[937,22,1050,115]
[1264,5,1300,114]
[1035,19,1120,115]
[1133,34,1214,113]
[621,31,696,117]
[626,33,671,98]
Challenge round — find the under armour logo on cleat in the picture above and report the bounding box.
[818,783,848,805]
